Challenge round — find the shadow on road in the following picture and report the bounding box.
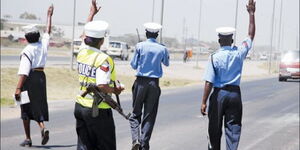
[286,79,300,83]
[31,144,76,149]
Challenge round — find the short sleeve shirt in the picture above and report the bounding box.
[18,33,50,75]
[130,38,169,78]
[203,37,252,87]
[96,61,111,85]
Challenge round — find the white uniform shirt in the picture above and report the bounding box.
[18,33,50,76]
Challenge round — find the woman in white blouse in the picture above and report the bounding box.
[14,5,53,147]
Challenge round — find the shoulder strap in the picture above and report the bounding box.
[21,53,32,66]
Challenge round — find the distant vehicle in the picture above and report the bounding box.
[279,50,300,81]
[73,39,82,56]
[49,41,64,48]
[106,41,129,60]
[259,54,268,60]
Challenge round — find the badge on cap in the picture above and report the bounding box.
[22,24,39,34]
[144,22,162,33]
[216,27,236,36]
[85,20,109,38]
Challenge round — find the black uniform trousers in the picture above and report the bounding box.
[129,76,161,150]
[74,103,116,150]
[208,85,242,150]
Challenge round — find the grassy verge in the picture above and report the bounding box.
[258,61,279,74]
[1,48,70,57]
[1,67,193,106]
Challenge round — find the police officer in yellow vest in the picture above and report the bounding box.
[74,1,124,149]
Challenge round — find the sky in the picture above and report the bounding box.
[1,0,299,51]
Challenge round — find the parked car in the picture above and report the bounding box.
[279,50,300,81]
[73,39,82,56]
[106,41,129,60]
[259,54,268,60]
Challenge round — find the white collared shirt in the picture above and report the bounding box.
[18,33,50,76]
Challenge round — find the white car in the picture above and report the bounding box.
[72,39,82,56]
[259,54,268,60]
[107,41,130,60]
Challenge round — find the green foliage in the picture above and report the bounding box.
[19,12,38,20]
[0,98,14,106]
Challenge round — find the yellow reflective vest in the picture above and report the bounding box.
[76,47,116,109]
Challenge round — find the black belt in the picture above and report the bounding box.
[215,85,240,91]
[136,76,159,82]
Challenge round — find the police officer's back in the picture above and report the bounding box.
[129,22,169,150]
[74,1,123,150]
[200,0,256,150]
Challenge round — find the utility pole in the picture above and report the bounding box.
[297,29,299,50]
[277,0,283,51]
[196,0,203,67]
[268,0,276,74]
[152,0,155,22]
[182,18,187,52]
[70,0,76,70]
[233,0,239,45]
[160,0,165,43]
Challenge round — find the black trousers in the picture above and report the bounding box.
[74,103,116,150]
[208,86,242,150]
[129,77,161,150]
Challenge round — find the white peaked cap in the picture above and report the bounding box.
[144,22,162,33]
[22,24,39,34]
[85,20,109,38]
[216,27,236,36]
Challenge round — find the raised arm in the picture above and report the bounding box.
[87,0,101,22]
[247,0,256,40]
[81,0,101,39]
[46,4,54,34]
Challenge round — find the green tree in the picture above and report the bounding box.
[0,19,6,30]
[19,12,38,20]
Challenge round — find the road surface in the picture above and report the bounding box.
[1,78,299,150]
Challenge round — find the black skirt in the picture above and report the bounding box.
[20,70,49,122]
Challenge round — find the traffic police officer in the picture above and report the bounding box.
[201,0,256,149]
[15,5,53,147]
[74,1,123,149]
[129,22,169,150]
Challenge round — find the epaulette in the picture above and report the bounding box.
[159,43,166,47]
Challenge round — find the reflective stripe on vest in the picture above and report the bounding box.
[76,48,116,109]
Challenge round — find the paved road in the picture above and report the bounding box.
[1,78,299,150]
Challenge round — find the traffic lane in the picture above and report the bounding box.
[1,78,299,150]
[239,80,299,150]
[117,78,299,150]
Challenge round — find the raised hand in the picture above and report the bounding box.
[247,0,256,15]
[90,0,101,16]
[48,4,54,17]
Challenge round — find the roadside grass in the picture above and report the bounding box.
[1,67,194,106]
[1,48,70,57]
[258,61,279,73]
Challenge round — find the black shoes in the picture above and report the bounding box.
[20,139,32,147]
[41,128,49,145]
[131,140,140,150]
